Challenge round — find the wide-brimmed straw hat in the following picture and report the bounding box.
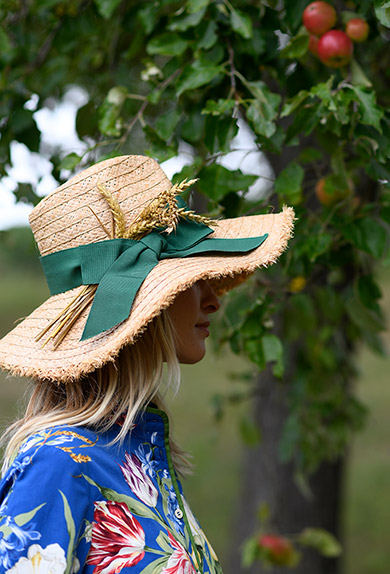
[0,155,294,383]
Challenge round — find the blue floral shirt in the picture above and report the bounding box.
[0,407,222,574]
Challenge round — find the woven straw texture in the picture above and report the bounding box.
[0,155,295,382]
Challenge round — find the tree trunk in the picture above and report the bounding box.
[227,367,345,574]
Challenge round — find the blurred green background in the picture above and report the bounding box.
[0,228,389,574]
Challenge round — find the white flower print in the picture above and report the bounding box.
[6,543,67,574]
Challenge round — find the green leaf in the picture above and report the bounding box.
[14,504,46,527]
[202,98,235,116]
[0,26,12,63]
[231,8,253,39]
[138,4,159,34]
[76,101,98,139]
[246,82,281,138]
[197,164,256,201]
[284,0,310,30]
[176,60,224,96]
[94,0,121,19]
[98,101,122,136]
[262,334,284,377]
[241,536,260,568]
[147,33,189,57]
[12,109,37,134]
[82,475,161,522]
[298,147,323,163]
[59,153,82,171]
[350,87,384,132]
[59,491,76,574]
[281,89,309,118]
[155,109,181,141]
[244,338,265,369]
[375,0,390,27]
[181,109,205,144]
[343,218,388,257]
[13,114,41,153]
[345,295,386,334]
[187,0,210,13]
[357,275,382,311]
[274,162,304,205]
[140,556,169,574]
[13,183,40,206]
[298,528,342,557]
[204,115,238,153]
[239,415,261,446]
[198,20,218,50]
[286,103,323,142]
[143,126,177,162]
[169,7,206,31]
[156,531,173,553]
[351,59,372,88]
[280,34,310,59]
[247,101,276,138]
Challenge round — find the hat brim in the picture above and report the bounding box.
[0,207,294,382]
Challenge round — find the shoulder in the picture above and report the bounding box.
[0,425,104,503]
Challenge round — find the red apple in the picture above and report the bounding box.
[315,176,353,207]
[259,534,295,566]
[308,34,320,55]
[346,18,369,42]
[303,2,337,36]
[317,30,353,67]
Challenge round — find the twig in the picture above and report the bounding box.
[119,67,182,144]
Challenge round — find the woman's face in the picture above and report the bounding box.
[167,280,220,364]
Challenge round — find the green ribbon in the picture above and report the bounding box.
[40,212,268,340]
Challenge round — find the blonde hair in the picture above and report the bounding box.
[2,311,191,475]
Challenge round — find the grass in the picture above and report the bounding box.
[0,260,389,572]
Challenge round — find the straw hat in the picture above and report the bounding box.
[0,155,294,382]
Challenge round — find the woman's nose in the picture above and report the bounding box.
[201,281,221,313]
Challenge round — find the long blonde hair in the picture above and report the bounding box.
[2,311,191,475]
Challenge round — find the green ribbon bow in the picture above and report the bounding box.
[40,213,268,340]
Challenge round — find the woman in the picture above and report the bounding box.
[0,155,294,574]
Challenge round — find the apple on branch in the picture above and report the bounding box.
[317,30,353,67]
[303,1,337,36]
[346,18,369,42]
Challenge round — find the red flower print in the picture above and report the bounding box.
[87,500,145,574]
[161,531,197,574]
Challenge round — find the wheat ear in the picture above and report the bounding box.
[97,182,126,238]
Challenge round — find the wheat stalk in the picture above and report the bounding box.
[177,207,218,228]
[87,206,112,238]
[36,285,97,349]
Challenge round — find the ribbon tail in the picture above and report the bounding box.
[80,273,150,341]
[164,234,269,258]
[81,245,157,340]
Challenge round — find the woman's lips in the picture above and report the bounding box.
[196,321,210,336]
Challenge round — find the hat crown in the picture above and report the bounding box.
[29,155,171,257]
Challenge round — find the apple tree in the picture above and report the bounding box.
[1,1,390,572]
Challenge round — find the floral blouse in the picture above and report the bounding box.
[0,407,222,574]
